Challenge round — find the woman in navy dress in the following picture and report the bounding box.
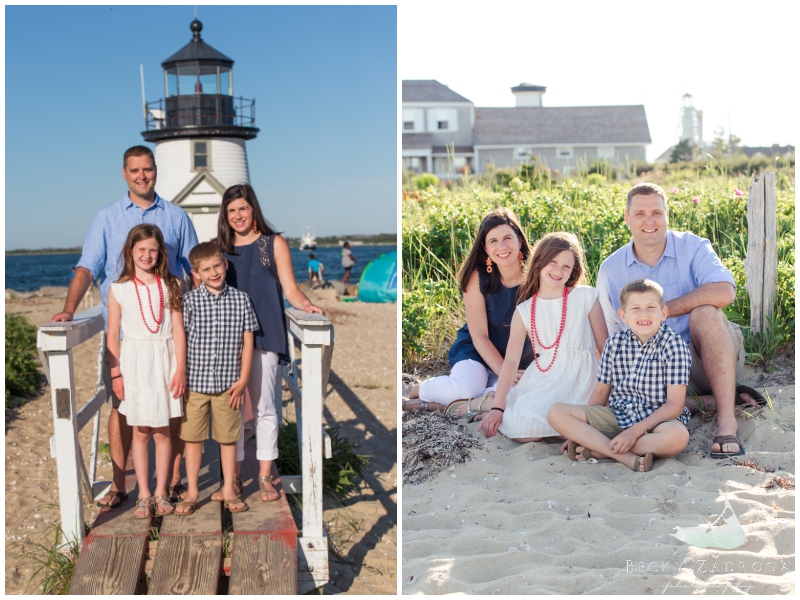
[403,208,534,418]
[217,184,322,502]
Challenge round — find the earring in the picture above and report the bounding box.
[485,257,493,273]
[518,251,525,271]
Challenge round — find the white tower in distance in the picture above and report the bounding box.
[678,93,703,149]
[142,19,259,242]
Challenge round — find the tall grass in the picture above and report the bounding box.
[402,171,795,370]
[5,313,42,409]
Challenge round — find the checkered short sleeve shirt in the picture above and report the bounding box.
[183,283,259,394]
[598,323,692,428]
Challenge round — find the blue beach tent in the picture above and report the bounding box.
[357,251,397,303]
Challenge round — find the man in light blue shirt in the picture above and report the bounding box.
[596,183,759,459]
[51,145,198,508]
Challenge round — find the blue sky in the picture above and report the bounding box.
[5,5,397,250]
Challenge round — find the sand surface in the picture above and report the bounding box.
[402,358,795,595]
[5,286,397,594]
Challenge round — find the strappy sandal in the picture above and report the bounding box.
[211,476,243,502]
[224,496,249,513]
[402,398,434,412]
[133,497,152,519]
[464,392,493,423]
[258,475,281,503]
[153,495,175,517]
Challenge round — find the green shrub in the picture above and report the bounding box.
[586,172,607,186]
[413,172,439,190]
[274,419,370,498]
[5,313,42,408]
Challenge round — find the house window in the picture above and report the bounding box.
[403,157,424,173]
[437,120,449,130]
[514,148,534,161]
[597,146,615,159]
[403,108,420,132]
[556,147,573,159]
[193,141,210,170]
[428,108,457,132]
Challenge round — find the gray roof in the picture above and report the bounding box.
[403,80,472,103]
[739,144,795,157]
[402,133,433,150]
[163,20,233,68]
[474,105,651,145]
[511,83,546,93]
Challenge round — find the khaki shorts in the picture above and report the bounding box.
[688,320,745,396]
[181,390,242,444]
[579,405,683,439]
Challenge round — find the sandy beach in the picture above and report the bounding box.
[402,359,795,595]
[5,285,397,594]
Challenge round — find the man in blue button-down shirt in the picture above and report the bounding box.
[597,183,758,459]
[51,145,198,508]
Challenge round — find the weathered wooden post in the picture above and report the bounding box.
[744,171,777,333]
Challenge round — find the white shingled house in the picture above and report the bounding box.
[402,80,652,178]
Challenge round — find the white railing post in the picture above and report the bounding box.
[42,342,84,548]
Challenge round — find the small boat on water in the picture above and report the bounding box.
[300,227,316,251]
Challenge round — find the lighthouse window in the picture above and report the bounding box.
[220,70,231,96]
[193,141,210,170]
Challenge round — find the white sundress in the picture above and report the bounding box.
[498,285,600,439]
[112,280,182,427]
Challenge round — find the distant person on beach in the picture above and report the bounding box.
[307,254,322,288]
[402,208,533,414]
[342,242,357,285]
[548,279,692,472]
[51,145,198,510]
[595,183,764,458]
[466,232,609,441]
[106,224,186,517]
[218,183,323,503]
[174,242,258,515]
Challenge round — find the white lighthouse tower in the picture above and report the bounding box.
[142,19,258,242]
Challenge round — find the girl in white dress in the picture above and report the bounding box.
[477,232,609,441]
[107,224,187,518]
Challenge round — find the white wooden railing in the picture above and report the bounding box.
[37,305,333,592]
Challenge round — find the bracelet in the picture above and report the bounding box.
[111,375,122,380]
[491,407,504,413]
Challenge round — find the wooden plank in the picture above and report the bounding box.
[148,535,222,595]
[150,439,223,594]
[762,171,777,325]
[69,536,146,595]
[228,534,297,595]
[228,427,298,595]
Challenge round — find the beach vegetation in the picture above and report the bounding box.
[5,313,43,409]
[413,172,439,190]
[273,419,371,499]
[402,166,795,371]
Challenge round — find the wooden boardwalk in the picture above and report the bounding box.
[69,435,298,595]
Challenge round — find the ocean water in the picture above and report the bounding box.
[5,245,395,293]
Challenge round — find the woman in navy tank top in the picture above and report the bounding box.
[403,208,534,418]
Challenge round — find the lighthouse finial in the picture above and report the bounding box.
[190,18,202,41]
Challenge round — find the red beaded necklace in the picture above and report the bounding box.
[131,275,164,334]
[529,285,569,372]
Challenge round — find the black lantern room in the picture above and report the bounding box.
[142,19,258,142]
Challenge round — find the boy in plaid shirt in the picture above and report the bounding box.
[174,243,258,515]
[548,279,691,472]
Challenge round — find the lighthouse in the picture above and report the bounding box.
[142,19,259,242]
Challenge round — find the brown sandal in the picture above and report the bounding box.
[258,475,280,502]
[224,496,249,513]
[211,476,243,502]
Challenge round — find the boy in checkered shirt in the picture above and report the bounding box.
[174,242,258,515]
[548,279,691,472]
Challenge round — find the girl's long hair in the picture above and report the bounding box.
[217,184,279,255]
[115,224,183,312]
[458,208,531,295]
[516,232,587,304]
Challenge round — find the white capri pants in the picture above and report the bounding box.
[418,359,499,405]
[236,349,280,462]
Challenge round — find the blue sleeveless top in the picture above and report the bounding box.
[448,272,535,371]
[224,234,289,363]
